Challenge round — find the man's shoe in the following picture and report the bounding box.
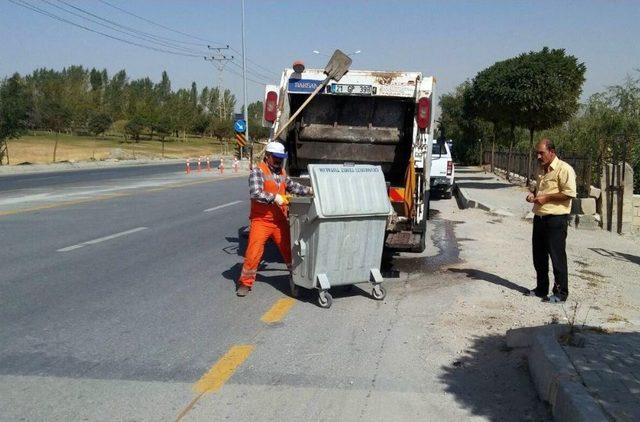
[542,294,566,303]
[525,289,546,298]
[236,285,250,297]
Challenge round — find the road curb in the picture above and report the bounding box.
[507,325,608,421]
[454,184,513,216]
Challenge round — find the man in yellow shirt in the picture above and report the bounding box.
[525,139,576,303]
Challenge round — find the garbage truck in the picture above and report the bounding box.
[262,66,436,253]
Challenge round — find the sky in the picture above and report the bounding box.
[1,0,639,116]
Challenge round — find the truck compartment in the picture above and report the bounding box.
[285,94,415,186]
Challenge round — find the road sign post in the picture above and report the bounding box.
[234,116,247,158]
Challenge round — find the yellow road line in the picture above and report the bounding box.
[0,193,126,216]
[193,344,254,394]
[175,344,254,421]
[261,298,296,324]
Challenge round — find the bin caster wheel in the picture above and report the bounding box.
[372,285,386,300]
[318,291,332,309]
[289,279,299,298]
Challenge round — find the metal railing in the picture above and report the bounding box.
[483,150,592,197]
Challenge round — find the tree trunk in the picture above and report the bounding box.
[161,140,165,158]
[0,140,9,165]
[527,127,535,187]
[53,133,59,163]
[506,123,515,182]
[491,123,499,173]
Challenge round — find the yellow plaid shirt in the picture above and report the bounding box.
[533,157,577,216]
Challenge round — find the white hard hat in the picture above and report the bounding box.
[265,141,287,159]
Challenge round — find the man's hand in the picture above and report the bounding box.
[307,187,314,196]
[526,193,535,203]
[274,194,289,206]
[533,194,548,205]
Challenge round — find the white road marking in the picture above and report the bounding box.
[203,200,243,213]
[57,227,148,252]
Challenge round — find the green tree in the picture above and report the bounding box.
[124,115,145,141]
[509,48,586,183]
[438,81,492,164]
[247,101,270,140]
[466,63,513,172]
[0,73,32,164]
[87,112,113,136]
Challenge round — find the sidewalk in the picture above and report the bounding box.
[454,165,640,421]
[454,165,531,217]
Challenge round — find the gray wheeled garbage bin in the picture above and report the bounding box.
[288,164,391,308]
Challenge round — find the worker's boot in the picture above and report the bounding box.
[236,284,250,297]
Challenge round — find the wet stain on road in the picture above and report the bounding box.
[385,217,463,275]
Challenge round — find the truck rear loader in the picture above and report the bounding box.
[262,66,436,253]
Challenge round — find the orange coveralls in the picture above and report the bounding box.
[238,162,292,288]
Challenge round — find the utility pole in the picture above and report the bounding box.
[241,0,249,162]
[204,46,233,118]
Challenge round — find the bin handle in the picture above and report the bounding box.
[297,239,306,258]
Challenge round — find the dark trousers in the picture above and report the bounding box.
[532,214,569,299]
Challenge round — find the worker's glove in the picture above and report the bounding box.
[307,187,314,196]
[274,194,289,206]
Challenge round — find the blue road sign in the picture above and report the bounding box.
[234,119,246,133]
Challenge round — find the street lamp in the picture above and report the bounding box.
[313,49,361,57]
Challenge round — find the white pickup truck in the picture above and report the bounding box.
[430,140,454,198]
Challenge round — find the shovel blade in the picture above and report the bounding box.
[324,49,352,82]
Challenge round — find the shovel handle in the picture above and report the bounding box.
[274,76,330,140]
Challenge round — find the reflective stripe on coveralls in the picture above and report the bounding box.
[240,162,292,288]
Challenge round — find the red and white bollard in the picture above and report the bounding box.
[206,156,211,172]
[233,157,239,173]
[197,157,202,173]
[186,158,191,174]
[219,158,225,174]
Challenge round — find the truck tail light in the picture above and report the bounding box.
[264,90,278,123]
[416,97,431,132]
[447,160,453,176]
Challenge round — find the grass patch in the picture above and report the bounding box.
[5,131,236,164]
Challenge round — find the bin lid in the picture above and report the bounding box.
[308,164,392,218]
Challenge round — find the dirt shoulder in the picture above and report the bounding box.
[443,168,640,340]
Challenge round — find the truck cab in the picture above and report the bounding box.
[263,67,436,252]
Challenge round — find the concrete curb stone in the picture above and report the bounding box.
[507,325,609,421]
[454,184,514,217]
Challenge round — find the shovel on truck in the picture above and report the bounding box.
[273,49,352,140]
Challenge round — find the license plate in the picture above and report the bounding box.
[330,84,372,95]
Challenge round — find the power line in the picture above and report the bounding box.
[41,0,208,55]
[98,0,279,77]
[10,0,279,83]
[229,46,278,77]
[228,58,272,84]
[52,0,210,53]
[97,0,226,47]
[9,0,204,57]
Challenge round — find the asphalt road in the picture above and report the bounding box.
[0,166,547,421]
[0,161,212,192]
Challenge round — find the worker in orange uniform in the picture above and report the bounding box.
[237,141,313,296]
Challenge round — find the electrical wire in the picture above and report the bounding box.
[52,0,210,53]
[42,0,208,55]
[98,0,279,76]
[9,0,204,57]
[97,0,225,47]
